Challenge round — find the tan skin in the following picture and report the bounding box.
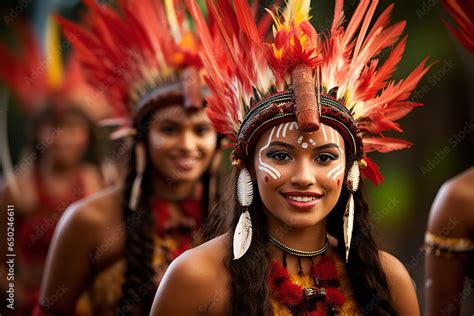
[425,167,474,316]
[0,111,103,311]
[38,105,217,315]
[152,122,419,315]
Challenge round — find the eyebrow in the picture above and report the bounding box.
[268,141,340,152]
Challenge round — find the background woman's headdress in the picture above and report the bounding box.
[189,0,433,185]
[0,17,108,120]
[57,0,205,134]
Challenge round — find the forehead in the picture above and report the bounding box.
[255,121,345,147]
[149,105,210,125]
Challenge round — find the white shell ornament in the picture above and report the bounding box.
[237,168,253,207]
[233,210,252,260]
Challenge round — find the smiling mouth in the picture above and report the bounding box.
[281,192,323,209]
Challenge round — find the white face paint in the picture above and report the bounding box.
[256,122,346,182]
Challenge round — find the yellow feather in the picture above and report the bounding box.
[164,0,181,42]
[45,16,63,89]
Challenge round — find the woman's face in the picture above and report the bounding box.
[39,112,91,167]
[253,121,346,229]
[147,105,217,183]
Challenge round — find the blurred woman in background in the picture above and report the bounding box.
[36,1,222,315]
[0,21,104,315]
[424,1,474,315]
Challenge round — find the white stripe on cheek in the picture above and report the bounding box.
[327,164,343,179]
[332,167,344,180]
[258,126,281,179]
[258,166,278,179]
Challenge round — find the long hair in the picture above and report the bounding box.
[117,109,219,315]
[221,144,397,315]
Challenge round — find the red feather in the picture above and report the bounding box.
[361,156,384,185]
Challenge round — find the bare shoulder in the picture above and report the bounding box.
[428,167,474,235]
[379,251,420,315]
[151,233,231,315]
[52,185,124,266]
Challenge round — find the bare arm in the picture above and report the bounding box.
[380,251,420,315]
[424,173,473,316]
[38,201,97,314]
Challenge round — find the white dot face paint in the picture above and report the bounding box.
[253,121,347,230]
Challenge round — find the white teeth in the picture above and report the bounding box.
[287,196,317,202]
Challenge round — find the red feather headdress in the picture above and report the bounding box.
[56,0,204,128]
[188,0,433,185]
[0,20,109,120]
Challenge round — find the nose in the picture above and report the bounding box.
[178,129,198,153]
[290,158,316,187]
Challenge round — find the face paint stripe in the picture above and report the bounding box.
[258,126,282,178]
[332,168,344,180]
[282,122,290,137]
[258,166,278,179]
[330,127,335,144]
[322,124,328,142]
[276,123,284,138]
[327,164,343,178]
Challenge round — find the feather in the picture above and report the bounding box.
[441,0,474,53]
[233,209,253,259]
[361,156,384,185]
[237,168,254,207]
[347,161,360,192]
[343,194,354,262]
[363,136,412,153]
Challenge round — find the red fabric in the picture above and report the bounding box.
[17,169,85,263]
[31,304,58,316]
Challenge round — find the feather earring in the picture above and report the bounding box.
[344,160,360,262]
[233,168,254,260]
[129,142,146,211]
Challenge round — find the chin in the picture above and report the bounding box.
[278,210,327,230]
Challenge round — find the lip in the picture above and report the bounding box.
[281,191,323,210]
[172,157,201,172]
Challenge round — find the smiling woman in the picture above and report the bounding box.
[34,1,220,316]
[151,0,431,315]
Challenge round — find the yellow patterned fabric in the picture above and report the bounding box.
[271,255,359,315]
[85,235,180,316]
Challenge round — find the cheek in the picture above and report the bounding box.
[148,130,173,154]
[198,133,217,155]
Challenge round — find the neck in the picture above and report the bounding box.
[266,214,328,273]
[152,171,199,202]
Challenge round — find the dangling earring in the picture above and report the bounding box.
[343,160,360,262]
[233,167,254,260]
[129,142,146,211]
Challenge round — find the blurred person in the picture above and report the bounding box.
[0,20,105,315]
[36,1,223,315]
[152,0,432,315]
[424,1,474,315]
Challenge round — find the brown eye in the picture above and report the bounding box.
[267,151,292,161]
[315,153,338,163]
[159,125,178,135]
[194,124,211,136]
